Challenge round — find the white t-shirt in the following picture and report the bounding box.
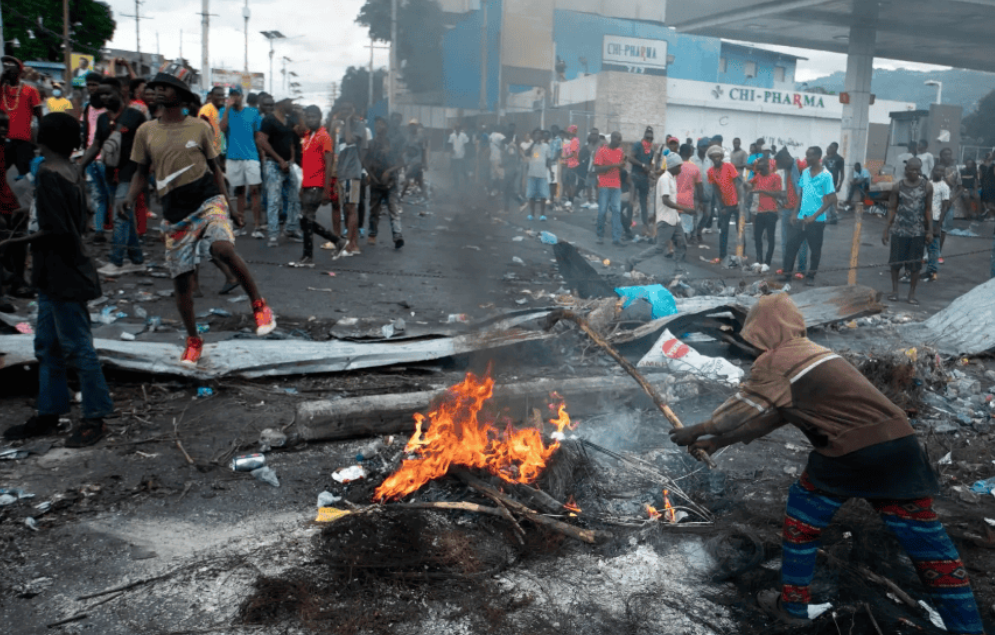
[449,131,469,159]
[488,132,505,162]
[919,152,935,180]
[930,179,950,221]
[655,172,680,226]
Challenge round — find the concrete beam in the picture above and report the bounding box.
[670,0,829,32]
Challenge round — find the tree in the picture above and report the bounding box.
[356,0,445,95]
[963,89,995,146]
[331,66,388,115]
[3,0,116,61]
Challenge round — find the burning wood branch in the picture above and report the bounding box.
[543,309,718,469]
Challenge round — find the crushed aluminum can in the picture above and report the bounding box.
[231,453,266,472]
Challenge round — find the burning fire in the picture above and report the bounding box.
[564,495,581,515]
[374,371,576,501]
[645,490,677,523]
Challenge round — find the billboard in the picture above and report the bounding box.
[70,53,95,87]
[602,36,668,76]
[211,69,265,91]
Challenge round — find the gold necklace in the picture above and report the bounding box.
[1,83,23,113]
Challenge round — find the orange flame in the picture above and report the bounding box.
[564,495,581,515]
[662,489,676,523]
[645,503,661,520]
[374,371,575,501]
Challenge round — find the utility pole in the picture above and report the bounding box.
[121,0,149,71]
[389,0,397,114]
[478,0,487,111]
[368,39,374,113]
[242,0,250,76]
[260,31,286,96]
[62,0,71,88]
[200,0,210,93]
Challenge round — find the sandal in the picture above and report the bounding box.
[907,297,920,306]
[887,293,899,301]
[757,590,812,627]
[65,419,107,448]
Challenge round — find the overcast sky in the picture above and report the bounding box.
[100,0,946,103]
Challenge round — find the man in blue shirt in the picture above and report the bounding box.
[781,146,837,285]
[220,86,263,238]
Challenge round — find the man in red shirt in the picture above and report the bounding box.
[1,56,43,176]
[298,105,342,265]
[706,145,744,260]
[593,131,627,245]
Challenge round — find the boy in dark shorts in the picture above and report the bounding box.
[882,157,933,305]
[1,114,114,447]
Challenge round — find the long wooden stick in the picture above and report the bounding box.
[544,309,717,468]
[455,471,612,544]
[386,501,505,517]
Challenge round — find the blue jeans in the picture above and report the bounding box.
[717,204,738,259]
[926,235,942,275]
[109,182,144,266]
[264,161,301,239]
[86,162,112,232]
[781,209,807,271]
[597,187,622,242]
[35,292,114,420]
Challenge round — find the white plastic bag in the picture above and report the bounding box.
[291,163,304,192]
[637,329,744,386]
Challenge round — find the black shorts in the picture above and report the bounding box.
[889,235,925,271]
[4,139,36,177]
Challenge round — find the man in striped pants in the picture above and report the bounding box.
[671,293,985,635]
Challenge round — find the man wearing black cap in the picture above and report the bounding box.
[628,126,656,234]
[1,56,43,176]
[120,72,276,367]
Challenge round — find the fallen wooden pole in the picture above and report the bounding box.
[386,501,505,517]
[297,372,683,442]
[455,471,613,544]
[544,309,717,469]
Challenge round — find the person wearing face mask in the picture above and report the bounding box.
[80,77,149,276]
[45,84,73,114]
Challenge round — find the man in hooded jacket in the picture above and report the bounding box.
[670,294,985,634]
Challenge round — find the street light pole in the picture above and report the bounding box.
[389,0,397,114]
[243,0,250,76]
[201,0,209,93]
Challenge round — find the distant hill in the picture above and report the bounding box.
[801,68,995,113]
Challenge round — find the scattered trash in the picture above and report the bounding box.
[808,603,833,620]
[120,331,136,341]
[315,507,350,523]
[446,313,469,324]
[0,494,16,506]
[14,577,53,598]
[938,452,953,465]
[515,299,528,305]
[134,306,148,319]
[317,491,341,508]
[356,439,384,462]
[24,517,38,531]
[382,323,396,338]
[251,466,280,487]
[209,308,233,317]
[259,428,287,452]
[98,306,119,325]
[540,231,558,244]
[971,477,995,495]
[231,453,266,472]
[638,328,745,385]
[512,236,524,242]
[463,245,481,251]
[332,465,368,483]
[282,387,299,395]
[337,317,359,326]
[15,322,32,334]
[196,387,214,398]
[196,323,210,334]
[918,600,947,630]
[146,316,163,332]
[228,294,249,303]
[615,284,678,320]
[512,256,525,266]
[947,228,980,237]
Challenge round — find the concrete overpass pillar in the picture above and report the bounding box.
[840,19,876,177]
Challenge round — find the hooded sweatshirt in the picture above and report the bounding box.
[702,293,914,457]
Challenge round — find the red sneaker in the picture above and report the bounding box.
[793,273,805,279]
[181,336,204,367]
[252,299,276,335]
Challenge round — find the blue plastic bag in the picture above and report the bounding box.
[614,284,678,320]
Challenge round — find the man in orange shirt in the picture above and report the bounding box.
[706,145,744,260]
[198,86,226,167]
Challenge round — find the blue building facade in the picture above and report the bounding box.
[441,3,801,110]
